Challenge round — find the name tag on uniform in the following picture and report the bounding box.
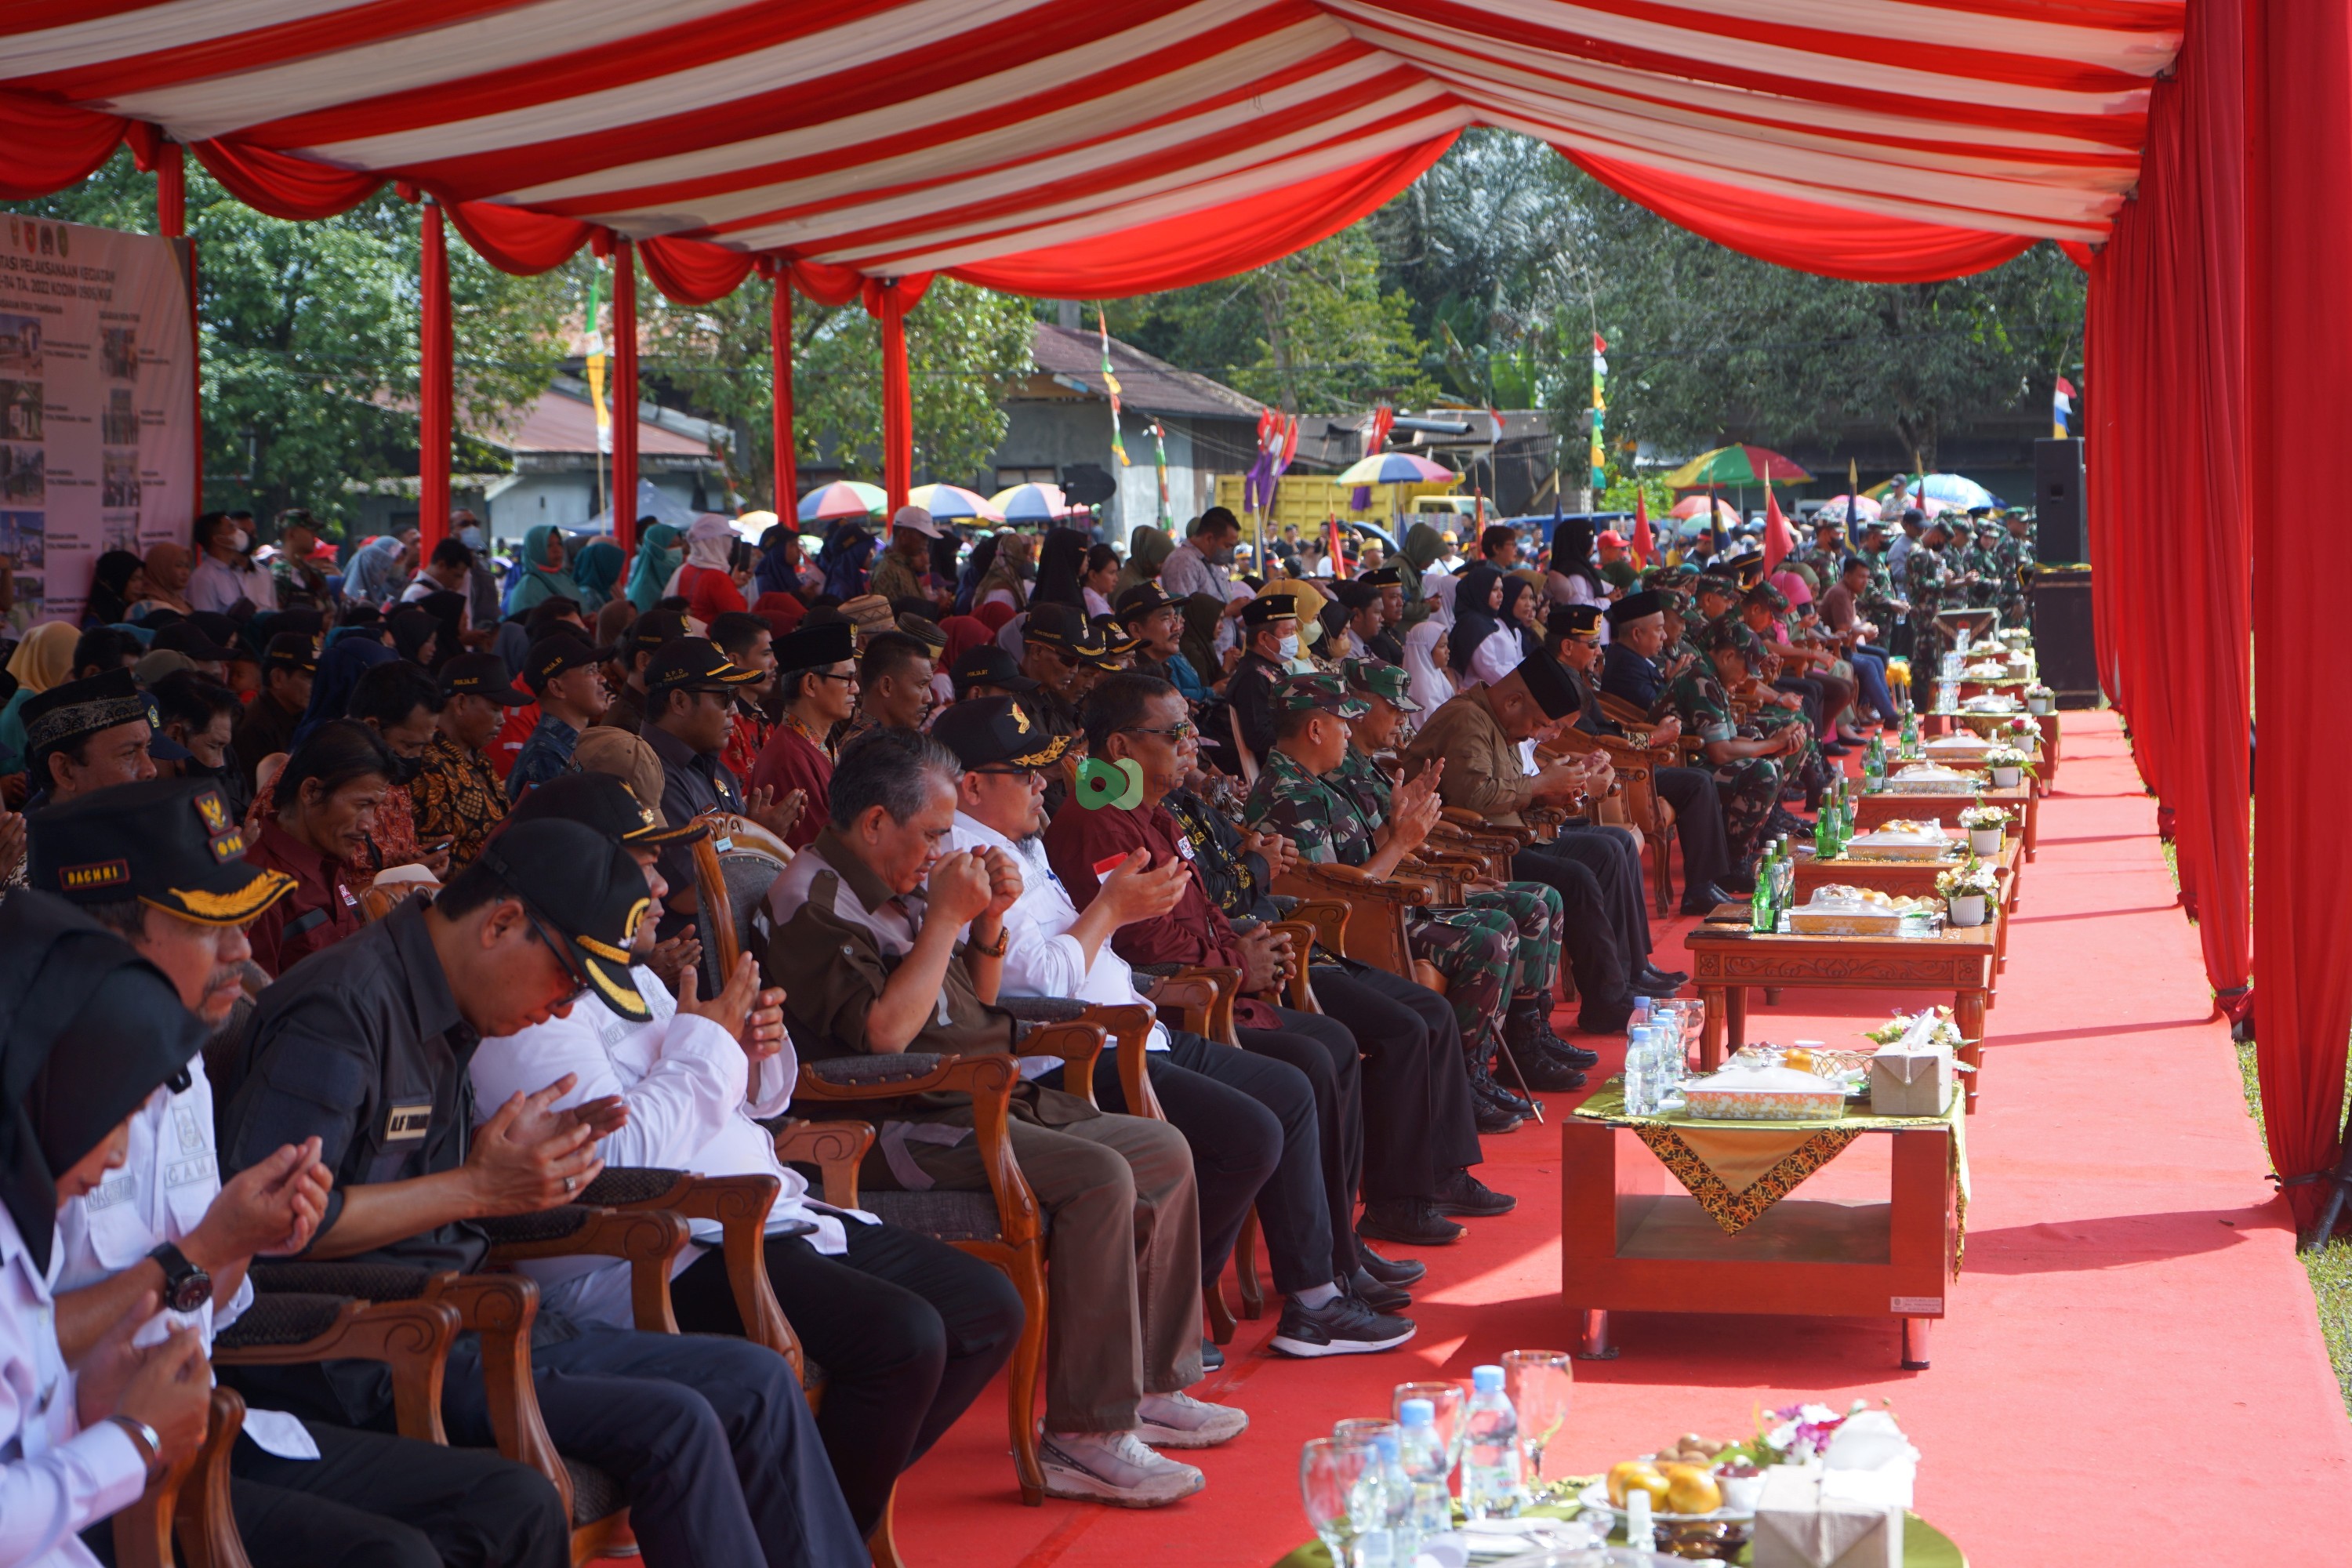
[384,1102,433,1142]
[85,1172,137,1212]
[164,1154,216,1189]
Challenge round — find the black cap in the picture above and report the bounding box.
[136,688,192,764]
[151,620,234,662]
[28,778,295,925]
[771,620,857,674]
[522,633,602,693]
[23,670,148,770]
[1552,603,1603,641]
[1605,590,1664,625]
[931,696,1073,771]
[644,637,762,696]
[262,633,318,675]
[1359,567,1401,588]
[949,645,1036,697]
[475,818,656,1023]
[1330,580,1378,612]
[1023,602,1087,650]
[1112,582,1177,620]
[507,770,708,847]
[441,652,532,706]
[1241,594,1298,626]
[630,608,691,655]
[1512,652,1583,722]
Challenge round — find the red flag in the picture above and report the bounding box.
[1632,487,1654,568]
[1592,332,1606,354]
[1761,481,1795,575]
[1328,516,1349,578]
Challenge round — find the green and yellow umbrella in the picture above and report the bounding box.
[1661,445,1813,489]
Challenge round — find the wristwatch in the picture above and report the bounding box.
[147,1241,212,1313]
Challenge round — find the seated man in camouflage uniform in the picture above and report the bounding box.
[1651,619,1813,873]
[1242,670,1592,1102]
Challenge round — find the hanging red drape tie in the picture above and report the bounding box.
[861,274,934,513]
[610,237,639,557]
[419,199,452,554]
[765,262,797,514]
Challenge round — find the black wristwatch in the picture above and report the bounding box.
[148,1241,212,1313]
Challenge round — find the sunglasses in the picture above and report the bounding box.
[1119,720,1199,742]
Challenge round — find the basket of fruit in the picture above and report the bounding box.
[1580,1434,1763,1557]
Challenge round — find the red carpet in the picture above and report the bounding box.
[870,712,2349,1566]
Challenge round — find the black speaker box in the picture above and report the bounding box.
[2029,565,2101,706]
[2035,437,2085,563]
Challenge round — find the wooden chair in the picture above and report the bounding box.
[691,810,793,990]
[1543,728,1679,914]
[1151,969,1268,1325]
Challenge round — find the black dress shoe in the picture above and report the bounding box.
[1679,883,1738,916]
[1541,1036,1602,1070]
[1356,1243,1427,1287]
[1200,1337,1225,1371]
[1348,1266,1414,1313]
[1632,972,1685,998]
[1432,1169,1518,1218]
[1639,964,1690,985]
[1358,1198,1466,1247]
[1820,741,1852,757]
[1472,1096,1525,1134]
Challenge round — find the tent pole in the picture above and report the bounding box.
[419,199,451,554]
[612,238,639,555]
[771,267,797,514]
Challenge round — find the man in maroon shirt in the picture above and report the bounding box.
[750,619,857,851]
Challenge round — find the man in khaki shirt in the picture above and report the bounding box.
[1403,656,1673,1034]
[761,725,1242,1508]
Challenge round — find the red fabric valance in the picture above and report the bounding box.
[638,234,759,305]
[443,199,593,277]
[190,137,382,221]
[0,89,127,200]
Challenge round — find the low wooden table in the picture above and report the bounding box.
[1685,916,1997,1111]
[1563,1090,1962,1370]
[1853,780,2038,859]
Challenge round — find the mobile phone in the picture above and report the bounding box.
[425,840,454,855]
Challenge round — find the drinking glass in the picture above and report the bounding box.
[1501,1349,1575,1502]
[1334,1417,1402,1451]
[1393,1380,1468,1473]
[1301,1437,1369,1560]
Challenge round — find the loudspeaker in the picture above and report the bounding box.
[2028,565,2101,706]
[2034,437,2085,563]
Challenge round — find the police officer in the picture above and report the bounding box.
[1229,594,1300,762]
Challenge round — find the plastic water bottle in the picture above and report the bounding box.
[1395,1400,1451,1552]
[1348,1432,1410,1566]
[1623,1025,1653,1116]
[1461,1366,1523,1520]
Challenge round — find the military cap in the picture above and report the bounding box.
[949,645,1037,696]
[1240,593,1299,627]
[474,819,658,1023]
[1275,670,1368,719]
[630,608,691,654]
[29,777,293,925]
[1551,603,1604,641]
[931,695,1073,771]
[262,632,318,675]
[1023,601,1089,651]
[1084,620,1142,670]
[772,619,857,674]
[1605,590,1665,626]
[644,637,763,696]
[1342,658,1421,713]
[1112,582,1178,620]
[23,670,150,769]
[1744,582,1790,612]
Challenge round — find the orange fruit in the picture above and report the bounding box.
[1661,1464,1722,1515]
[1607,1461,1669,1508]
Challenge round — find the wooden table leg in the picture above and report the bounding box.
[1725,985,1748,1059]
[1578,1308,1617,1361]
[1955,987,1987,1114]
[1902,1316,1933,1370]
[1699,985,1729,1069]
[2022,788,2040,862]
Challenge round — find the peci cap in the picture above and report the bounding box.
[522,633,601,693]
[1512,652,1583,722]
[931,695,1073,771]
[643,637,763,697]
[1342,657,1420,713]
[1240,593,1299,627]
[507,769,708,847]
[28,777,294,926]
[1359,567,1402,589]
[1605,590,1664,626]
[440,652,532,706]
[23,670,150,773]
[895,613,948,651]
[772,619,857,675]
[474,818,657,1023]
[949,645,1036,696]
[1274,670,1368,719]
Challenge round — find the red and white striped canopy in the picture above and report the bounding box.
[0,0,2183,294]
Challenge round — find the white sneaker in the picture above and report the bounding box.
[1135,1389,1250,1450]
[1040,1430,1206,1507]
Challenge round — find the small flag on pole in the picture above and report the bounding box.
[1588,333,1608,483]
[1632,486,1653,568]
[1761,481,1795,575]
[2051,376,2075,439]
[1099,306,1130,467]
[584,265,611,456]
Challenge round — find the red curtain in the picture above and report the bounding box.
[419,201,452,552]
[444,199,592,276]
[609,238,640,554]
[2249,0,2352,1226]
[768,266,797,511]
[2083,0,2250,1015]
[191,138,381,220]
[0,90,128,199]
[862,274,933,511]
[640,234,758,305]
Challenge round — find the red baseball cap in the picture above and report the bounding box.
[1595,530,1628,548]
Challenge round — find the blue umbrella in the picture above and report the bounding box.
[1896,473,2004,511]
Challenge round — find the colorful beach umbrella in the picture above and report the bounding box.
[1668,495,1740,524]
[1811,495,1882,523]
[797,480,887,522]
[730,508,780,542]
[989,482,1071,524]
[906,483,1000,522]
[1334,452,1456,485]
[1661,445,1813,488]
[1874,473,2004,511]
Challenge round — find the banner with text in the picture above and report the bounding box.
[0,216,196,625]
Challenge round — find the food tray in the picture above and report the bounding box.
[1786,908,1907,935]
[1842,831,1955,861]
[1682,1086,1848,1120]
[1882,768,1984,794]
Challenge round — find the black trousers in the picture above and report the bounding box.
[669,1221,1024,1537]
[440,1323,866,1568]
[89,1420,569,1568]
[1775,675,1827,735]
[1552,824,1653,965]
[1060,1030,1332,1298]
[1508,845,1628,1014]
[1311,964,1483,1196]
[1233,1004,1366,1282]
[1654,763,1732,896]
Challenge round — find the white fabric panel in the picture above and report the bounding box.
[3,0,383,79]
[1573,0,2180,74]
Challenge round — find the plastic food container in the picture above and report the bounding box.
[1683,1065,1848,1121]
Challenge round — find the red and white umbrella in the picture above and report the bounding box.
[797,480,886,523]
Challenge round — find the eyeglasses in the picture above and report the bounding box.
[1119,720,1199,742]
[808,669,858,685]
[972,764,1047,782]
[524,918,590,1007]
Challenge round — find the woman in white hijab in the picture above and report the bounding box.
[665,513,750,619]
[1422,570,1460,630]
[1403,618,1454,714]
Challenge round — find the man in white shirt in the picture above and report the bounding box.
[185,514,270,616]
[28,779,572,1568]
[472,774,1022,1538]
[934,699,1415,1360]
[1156,509,1245,660]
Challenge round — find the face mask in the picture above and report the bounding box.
[1278,633,1300,661]
[387,751,423,786]
[225,529,250,554]
[457,526,485,550]
[1208,547,1236,566]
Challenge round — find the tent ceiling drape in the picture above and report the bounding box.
[0,0,2183,292]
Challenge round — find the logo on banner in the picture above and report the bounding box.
[1073,757,1144,811]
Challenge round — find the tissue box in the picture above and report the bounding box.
[1869,1040,1954,1116]
[1751,1466,1903,1568]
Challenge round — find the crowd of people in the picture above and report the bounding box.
[0,489,2030,1566]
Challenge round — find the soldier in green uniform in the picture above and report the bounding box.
[1798,520,1847,593]
[1856,523,1906,639]
[1651,619,1811,869]
[1241,671,1592,1094]
[1905,517,1954,677]
[1999,511,2037,626]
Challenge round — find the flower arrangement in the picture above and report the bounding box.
[1721,1400,1895,1468]
[1999,716,2038,741]
[1998,627,2031,645]
[2025,682,2053,699]
[1957,804,2012,829]
[1865,1007,1962,1050]
[1981,743,2031,767]
[1935,855,2001,898]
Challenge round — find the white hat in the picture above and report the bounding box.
[891,505,940,538]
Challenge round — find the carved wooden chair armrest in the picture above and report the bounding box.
[477,1202,693,1338]
[114,1385,250,1568]
[1596,692,1653,731]
[795,1054,1041,1250]
[1441,805,1534,849]
[579,1169,799,1373]
[220,1278,462,1446]
[775,1119,874,1210]
[1267,919,1323,1012]
[1152,967,1242,1047]
[1080,1002,1162,1121]
[1276,895,1352,960]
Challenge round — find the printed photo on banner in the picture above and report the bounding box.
[0,445,40,506]
[0,380,38,442]
[101,451,140,509]
[2,512,46,571]
[0,315,39,376]
[101,327,137,381]
[102,388,136,444]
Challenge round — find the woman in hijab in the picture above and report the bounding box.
[570,539,626,613]
[1544,518,1605,610]
[1448,564,1515,684]
[136,542,197,617]
[1403,618,1454,713]
[289,637,396,750]
[953,535,998,615]
[625,521,684,612]
[753,524,805,604]
[340,535,408,609]
[974,532,1032,612]
[1398,521,1446,604]
[1113,524,1173,597]
[666,514,748,620]
[1422,569,1460,630]
[387,604,442,669]
[938,613,996,676]
[506,524,582,616]
[0,622,78,775]
[817,521,877,601]
[0,892,212,1546]
[1027,526,1091,611]
[85,551,147,627]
